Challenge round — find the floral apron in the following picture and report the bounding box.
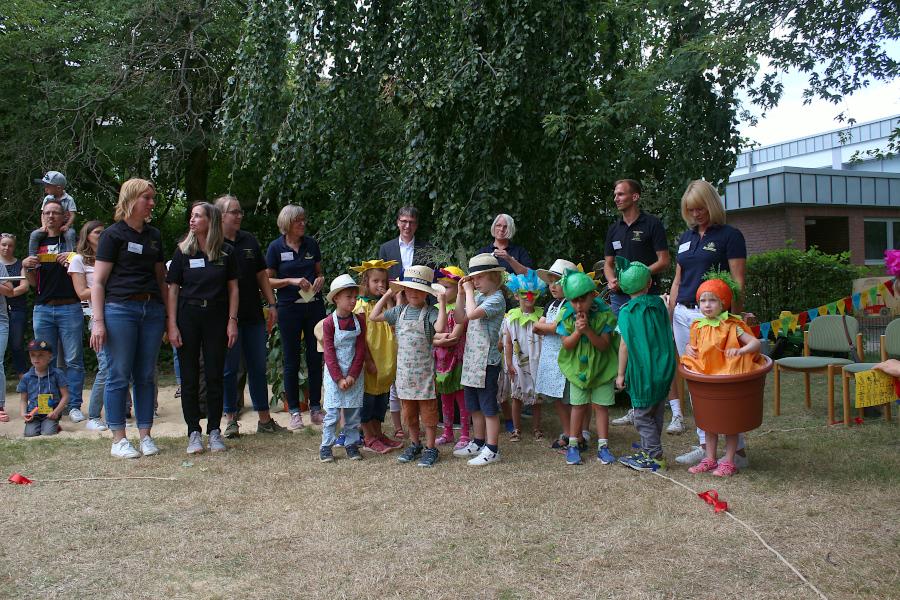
[535,300,566,398]
[322,312,364,409]
[461,313,490,389]
[394,305,436,400]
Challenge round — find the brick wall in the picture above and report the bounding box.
[728,205,900,264]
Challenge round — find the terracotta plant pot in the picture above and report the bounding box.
[678,355,773,435]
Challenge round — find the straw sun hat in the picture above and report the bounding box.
[467,253,506,275]
[325,274,360,303]
[388,265,446,297]
[536,259,577,285]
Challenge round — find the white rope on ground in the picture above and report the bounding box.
[651,470,829,600]
[35,476,177,483]
[750,425,829,438]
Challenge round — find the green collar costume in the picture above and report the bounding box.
[556,297,618,389]
[505,306,544,326]
[616,294,675,406]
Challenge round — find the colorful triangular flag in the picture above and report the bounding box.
[760,322,771,340]
[852,293,862,310]
[819,305,829,316]
[808,307,819,321]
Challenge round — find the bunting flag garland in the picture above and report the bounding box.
[758,281,896,340]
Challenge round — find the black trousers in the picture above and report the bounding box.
[177,301,228,435]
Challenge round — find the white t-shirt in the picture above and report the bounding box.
[67,253,94,314]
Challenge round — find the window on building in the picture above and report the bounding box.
[864,220,900,264]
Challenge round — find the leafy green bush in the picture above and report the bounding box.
[744,247,862,323]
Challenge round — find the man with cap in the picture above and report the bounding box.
[602,179,670,315]
[613,258,676,471]
[31,171,78,253]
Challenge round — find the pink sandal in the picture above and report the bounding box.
[0,408,9,422]
[688,457,718,474]
[712,460,738,477]
[435,432,455,445]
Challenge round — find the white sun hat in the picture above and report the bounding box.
[537,259,577,284]
[467,253,507,275]
[388,265,445,297]
[325,274,360,303]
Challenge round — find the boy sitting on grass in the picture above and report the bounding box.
[19,339,69,437]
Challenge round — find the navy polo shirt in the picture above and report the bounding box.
[96,221,165,303]
[227,231,267,323]
[675,224,746,304]
[604,211,668,293]
[477,243,532,274]
[33,235,78,304]
[166,243,239,303]
[265,235,322,307]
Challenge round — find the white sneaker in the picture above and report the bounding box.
[86,418,107,431]
[675,445,705,466]
[186,431,204,454]
[467,446,500,466]
[69,408,86,423]
[612,409,635,426]
[111,438,140,459]
[666,415,685,435]
[453,440,481,458]
[140,436,160,456]
[733,452,749,470]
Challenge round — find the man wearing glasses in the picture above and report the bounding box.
[21,198,86,423]
[378,206,433,280]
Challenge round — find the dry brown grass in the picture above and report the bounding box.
[1,377,898,600]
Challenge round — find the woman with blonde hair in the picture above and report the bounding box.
[167,202,239,454]
[665,180,750,466]
[266,204,326,430]
[90,178,168,459]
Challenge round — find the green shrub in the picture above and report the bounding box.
[744,247,862,323]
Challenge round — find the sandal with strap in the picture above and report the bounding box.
[712,459,738,477]
[393,429,406,440]
[532,429,544,440]
[509,429,521,442]
[0,408,9,422]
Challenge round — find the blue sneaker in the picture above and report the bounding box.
[417,447,439,468]
[319,445,334,463]
[334,433,346,448]
[565,446,583,465]
[618,451,665,471]
[397,443,423,464]
[345,444,363,461]
[597,445,616,465]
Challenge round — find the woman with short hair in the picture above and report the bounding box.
[478,214,532,275]
[266,204,326,429]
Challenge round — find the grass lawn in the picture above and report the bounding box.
[0,376,898,599]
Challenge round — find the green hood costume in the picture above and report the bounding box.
[616,294,675,406]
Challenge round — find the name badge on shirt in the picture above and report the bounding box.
[678,241,691,254]
[612,240,623,250]
[280,251,294,262]
[189,258,205,269]
[37,393,53,415]
[127,242,143,254]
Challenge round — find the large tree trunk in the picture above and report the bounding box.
[184,144,209,204]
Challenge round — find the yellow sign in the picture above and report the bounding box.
[854,370,896,408]
[38,253,58,263]
[37,393,53,414]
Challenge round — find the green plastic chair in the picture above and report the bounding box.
[839,318,900,425]
[773,315,862,424]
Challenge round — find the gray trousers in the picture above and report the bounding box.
[24,416,60,437]
[633,401,665,458]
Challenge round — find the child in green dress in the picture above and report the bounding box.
[556,270,618,466]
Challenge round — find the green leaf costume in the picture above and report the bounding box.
[556,297,618,389]
[616,295,675,407]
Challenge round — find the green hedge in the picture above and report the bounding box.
[744,247,862,323]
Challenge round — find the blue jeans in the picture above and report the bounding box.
[32,303,84,409]
[173,344,181,385]
[103,301,165,431]
[609,292,630,316]
[322,406,361,447]
[223,320,269,414]
[0,313,8,409]
[8,307,28,376]
[88,344,109,420]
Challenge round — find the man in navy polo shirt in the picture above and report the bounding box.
[603,179,670,314]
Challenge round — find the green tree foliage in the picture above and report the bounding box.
[0,0,246,244]
[220,1,897,275]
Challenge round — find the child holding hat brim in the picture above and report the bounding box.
[452,253,508,466]
[371,265,447,467]
[319,275,368,462]
[613,258,676,471]
[556,269,618,466]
